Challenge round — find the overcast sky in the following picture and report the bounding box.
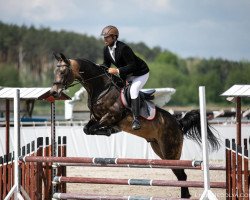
[0,0,249,61]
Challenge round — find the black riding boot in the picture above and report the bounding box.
[131,97,141,130]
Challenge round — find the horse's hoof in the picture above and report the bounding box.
[95,131,111,136]
[83,127,91,135]
[181,193,191,199]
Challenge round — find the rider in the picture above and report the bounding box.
[100,25,150,130]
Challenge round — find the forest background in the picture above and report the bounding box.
[1,21,249,107]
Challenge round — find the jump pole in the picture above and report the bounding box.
[4,89,30,200]
[199,86,218,200]
[51,99,58,198]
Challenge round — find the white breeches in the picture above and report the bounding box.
[126,72,149,99]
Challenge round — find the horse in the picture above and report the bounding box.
[50,53,220,198]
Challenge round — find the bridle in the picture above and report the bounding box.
[54,62,123,90]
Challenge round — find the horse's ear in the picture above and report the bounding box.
[53,52,61,61]
[59,53,70,65]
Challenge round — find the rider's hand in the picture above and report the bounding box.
[108,68,119,75]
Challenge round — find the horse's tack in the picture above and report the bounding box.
[120,86,156,120]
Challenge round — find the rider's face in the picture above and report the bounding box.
[103,35,116,47]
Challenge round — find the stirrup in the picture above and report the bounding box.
[132,118,141,130]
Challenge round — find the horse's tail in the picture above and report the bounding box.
[178,110,220,151]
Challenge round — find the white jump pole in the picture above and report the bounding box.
[199,86,218,200]
[4,89,30,200]
[4,89,23,200]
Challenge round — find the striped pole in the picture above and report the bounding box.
[53,176,226,189]
[53,193,175,200]
[20,156,202,167]
[55,162,226,171]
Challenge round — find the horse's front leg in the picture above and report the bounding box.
[87,113,120,136]
[83,118,98,135]
[82,113,119,136]
[99,112,119,126]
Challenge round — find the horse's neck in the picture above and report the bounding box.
[77,60,113,102]
[79,76,110,101]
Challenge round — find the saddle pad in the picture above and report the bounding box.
[120,89,156,120]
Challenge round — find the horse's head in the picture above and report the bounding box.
[50,53,75,97]
[50,52,123,98]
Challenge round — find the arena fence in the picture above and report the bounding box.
[0,136,67,200]
[1,137,249,199]
[1,88,249,200]
[225,138,249,199]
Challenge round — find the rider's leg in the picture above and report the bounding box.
[131,97,141,130]
[127,73,149,130]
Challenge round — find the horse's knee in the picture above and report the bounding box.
[83,120,98,134]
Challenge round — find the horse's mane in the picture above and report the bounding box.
[73,58,104,74]
[73,57,125,88]
[74,58,98,67]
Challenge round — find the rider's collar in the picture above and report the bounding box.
[108,41,117,51]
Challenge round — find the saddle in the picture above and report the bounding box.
[120,84,156,120]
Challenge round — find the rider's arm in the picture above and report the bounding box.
[102,47,112,68]
[118,46,137,76]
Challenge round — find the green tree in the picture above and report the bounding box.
[1,21,250,106]
[0,64,21,86]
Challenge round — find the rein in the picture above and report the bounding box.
[76,64,123,91]
[55,63,107,88]
[82,73,107,82]
[66,73,107,89]
[55,62,123,94]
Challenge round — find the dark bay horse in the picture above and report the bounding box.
[50,53,220,198]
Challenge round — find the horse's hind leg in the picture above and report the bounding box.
[172,169,191,198]
[149,141,164,158]
[151,142,191,198]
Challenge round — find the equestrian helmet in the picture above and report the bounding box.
[101,25,119,38]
